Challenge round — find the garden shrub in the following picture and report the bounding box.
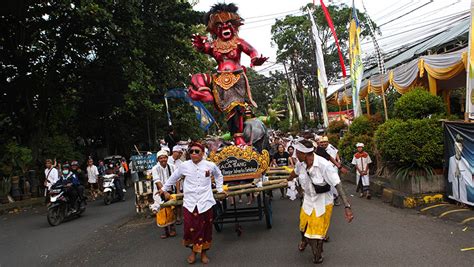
[327,120,346,134]
[394,88,445,120]
[374,118,443,169]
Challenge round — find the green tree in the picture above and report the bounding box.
[270,3,377,121]
[0,0,211,169]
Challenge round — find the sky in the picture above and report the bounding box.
[192,0,470,78]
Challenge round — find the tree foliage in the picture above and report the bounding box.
[0,0,211,167]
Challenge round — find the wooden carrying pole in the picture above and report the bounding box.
[160,181,288,207]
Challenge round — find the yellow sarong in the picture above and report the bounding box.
[299,204,333,239]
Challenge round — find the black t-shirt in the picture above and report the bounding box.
[315,146,331,161]
[273,152,290,167]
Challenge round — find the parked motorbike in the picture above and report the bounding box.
[102,174,123,205]
[47,183,86,226]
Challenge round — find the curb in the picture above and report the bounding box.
[341,173,445,209]
[0,197,45,215]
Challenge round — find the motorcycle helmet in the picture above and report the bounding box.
[71,160,79,166]
[107,163,115,169]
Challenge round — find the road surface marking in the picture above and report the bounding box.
[461,217,474,225]
[419,203,450,212]
[438,209,469,218]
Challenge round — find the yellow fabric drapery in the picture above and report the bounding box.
[423,60,465,80]
[328,49,467,107]
[390,70,416,94]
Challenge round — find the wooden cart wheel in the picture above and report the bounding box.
[264,192,273,229]
[213,201,224,232]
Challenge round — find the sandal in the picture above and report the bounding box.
[201,254,210,264]
[313,256,324,264]
[187,254,196,264]
[298,241,308,251]
[169,230,177,237]
[160,233,169,239]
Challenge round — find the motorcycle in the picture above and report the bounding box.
[47,183,86,226]
[102,174,123,205]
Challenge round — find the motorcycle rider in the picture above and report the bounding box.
[58,163,81,212]
[105,162,124,201]
[70,160,86,205]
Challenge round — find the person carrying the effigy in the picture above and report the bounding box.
[288,140,354,264]
[151,150,177,239]
[161,142,227,264]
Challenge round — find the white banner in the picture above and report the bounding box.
[308,9,329,127]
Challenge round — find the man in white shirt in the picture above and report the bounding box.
[86,159,100,200]
[44,159,59,190]
[162,142,226,264]
[168,145,183,169]
[168,145,184,224]
[288,140,353,264]
[318,136,341,206]
[151,150,177,239]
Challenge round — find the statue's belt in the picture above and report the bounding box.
[213,71,243,90]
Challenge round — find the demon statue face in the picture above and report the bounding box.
[205,3,243,41]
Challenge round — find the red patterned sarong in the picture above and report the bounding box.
[183,207,213,253]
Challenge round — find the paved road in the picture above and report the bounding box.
[1,183,473,266]
[0,192,135,266]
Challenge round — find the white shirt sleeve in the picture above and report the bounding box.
[366,155,373,165]
[162,164,183,192]
[51,168,59,184]
[94,166,99,176]
[212,163,224,193]
[351,156,357,165]
[151,166,159,183]
[324,164,341,187]
[294,162,301,176]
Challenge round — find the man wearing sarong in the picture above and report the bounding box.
[162,142,226,264]
[352,142,372,199]
[151,150,177,239]
[288,140,354,264]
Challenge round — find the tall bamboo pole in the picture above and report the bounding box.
[380,75,389,120]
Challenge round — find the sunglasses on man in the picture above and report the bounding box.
[188,149,202,155]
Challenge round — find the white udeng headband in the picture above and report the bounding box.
[294,142,314,153]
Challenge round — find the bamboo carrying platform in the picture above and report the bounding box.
[160,167,291,235]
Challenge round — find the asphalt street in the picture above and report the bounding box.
[1,183,473,266]
[0,191,135,266]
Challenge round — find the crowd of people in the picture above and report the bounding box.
[42,128,373,264]
[43,157,130,210]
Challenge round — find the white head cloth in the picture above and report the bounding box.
[156,150,168,158]
[356,142,364,148]
[294,142,314,153]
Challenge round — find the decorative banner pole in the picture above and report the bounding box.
[349,0,364,118]
[362,0,389,120]
[308,7,329,127]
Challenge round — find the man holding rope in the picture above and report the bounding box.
[288,140,354,264]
